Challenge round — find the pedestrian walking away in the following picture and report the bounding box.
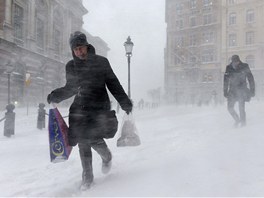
[47,31,133,190]
[223,55,255,127]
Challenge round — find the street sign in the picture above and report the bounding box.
[25,73,31,86]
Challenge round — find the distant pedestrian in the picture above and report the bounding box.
[138,98,144,110]
[211,90,217,106]
[37,103,48,130]
[223,55,255,127]
[0,104,16,137]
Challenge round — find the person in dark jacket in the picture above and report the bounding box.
[47,31,132,190]
[37,103,48,130]
[223,55,255,127]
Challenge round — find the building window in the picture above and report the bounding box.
[176,19,183,29]
[189,34,197,46]
[190,17,196,27]
[202,31,214,44]
[175,36,184,48]
[14,4,24,44]
[203,0,212,7]
[245,31,254,45]
[176,3,183,15]
[203,73,213,82]
[228,0,236,5]
[245,55,255,68]
[203,14,212,25]
[246,9,255,23]
[36,18,44,49]
[174,55,183,65]
[228,33,237,47]
[202,49,215,63]
[190,0,197,9]
[189,56,197,65]
[229,13,236,25]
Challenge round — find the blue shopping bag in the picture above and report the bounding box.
[48,108,72,163]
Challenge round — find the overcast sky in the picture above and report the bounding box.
[82,0,166,101]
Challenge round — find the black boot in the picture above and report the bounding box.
[81,169,93,190]
[102,159,112,174]
[79,144,94,190]
[91,140,112,174]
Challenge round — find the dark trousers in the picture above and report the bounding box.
[78,139,112,184]
[227,98,246,124]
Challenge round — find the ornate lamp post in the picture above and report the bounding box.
[124,36,134,98]
[36,76,45,102]
[7,71,11,104]
[5,68,14,105]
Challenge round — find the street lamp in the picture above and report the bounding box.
[3,66,14,105]
[124,36,134,98]
[36,76,45,102]
[7,71,11,104]
[4,70,23,105]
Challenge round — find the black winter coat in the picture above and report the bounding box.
[223,62,255,101]
[49,45,132,144]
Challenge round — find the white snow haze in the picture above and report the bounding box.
[1,1,264,197]
[83,0,166,102]
[0,101,264,196]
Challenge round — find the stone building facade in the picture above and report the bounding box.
[165,0,223,105]
[0,0,109,107]
[165,0,264,105]
[222,0,264,99]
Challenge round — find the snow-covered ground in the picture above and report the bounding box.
[0,101,264,197]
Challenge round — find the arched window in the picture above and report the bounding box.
[246,9,255,23]
[229,12,236,25]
